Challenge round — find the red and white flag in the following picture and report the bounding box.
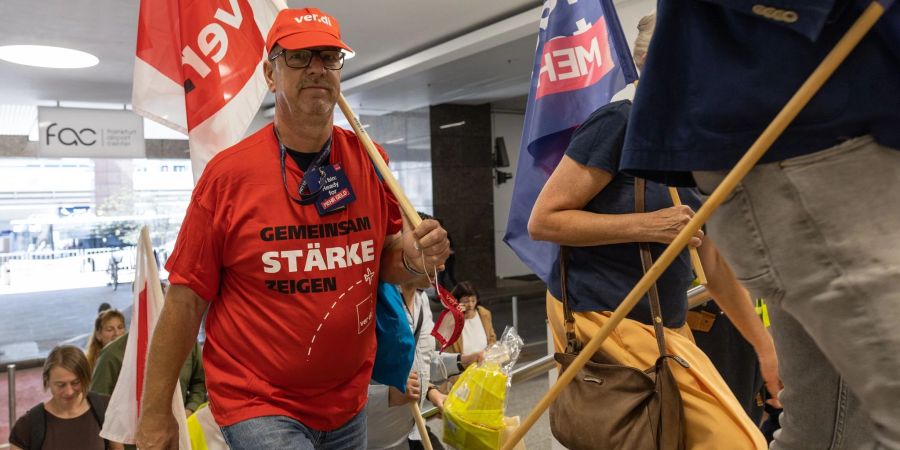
[132,0,283,180]
[100,227,190,448]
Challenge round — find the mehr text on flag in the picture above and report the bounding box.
[504,0,638,282]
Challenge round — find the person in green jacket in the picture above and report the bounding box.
[90,332,206,420]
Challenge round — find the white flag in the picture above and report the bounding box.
[132,0,282,181]
[100,227,190,449]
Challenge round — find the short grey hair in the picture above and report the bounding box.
[632,12,656,71]
[268,44,282,61]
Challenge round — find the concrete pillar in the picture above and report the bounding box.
[430,103,496,289]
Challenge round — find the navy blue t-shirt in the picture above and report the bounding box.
[620,0,900,186]
[548,101,700,328]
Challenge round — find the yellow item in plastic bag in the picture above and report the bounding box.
[443,361,509,450]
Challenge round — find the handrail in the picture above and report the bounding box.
[59,332,92,346]
[7,364,16,431]
[687,284,711,308]
[510,354,556,385]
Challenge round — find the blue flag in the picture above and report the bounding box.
[504,0,638,282]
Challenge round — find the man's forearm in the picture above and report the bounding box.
[380,222,421,284]
[700,241,773,352]
[380,217,449,283]
[380,236,412,284]
[708,278,772,352]
[141,285,207,415]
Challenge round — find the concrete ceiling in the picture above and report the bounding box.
[0,0,654,116]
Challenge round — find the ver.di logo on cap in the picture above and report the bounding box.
[265,7,354,57]
[294,13,332,26]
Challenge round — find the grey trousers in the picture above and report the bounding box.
[694,136,900,450]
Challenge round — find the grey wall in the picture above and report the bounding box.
[491,109,532,278]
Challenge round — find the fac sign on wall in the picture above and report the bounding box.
[38,106,145,158]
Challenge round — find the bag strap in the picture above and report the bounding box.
[635,177,670,357]
[87,391,106,427]
[559,246,581,353]
[27,402,46,450]
[86,392,112,450]
[559,179,671,359]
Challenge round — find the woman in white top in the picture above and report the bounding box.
[366,275,484,450]
[447,281,497,355]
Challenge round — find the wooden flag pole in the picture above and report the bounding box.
[337,94,423,228]
[668,187,708,285]
[410,402,434,450]
[138,226,164,300]
[337,94,432,449]
[501,3,890,449]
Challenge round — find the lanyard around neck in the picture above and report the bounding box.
[275,128,333,206]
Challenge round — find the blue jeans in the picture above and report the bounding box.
[695,136,900,450]
[221,411,367,450]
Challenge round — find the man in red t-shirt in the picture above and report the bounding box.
[135,7,450,450]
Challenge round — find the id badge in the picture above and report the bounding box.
[316,163,356,215]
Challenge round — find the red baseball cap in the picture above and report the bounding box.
[266,7,355,58]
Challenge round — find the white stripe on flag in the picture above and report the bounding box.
[132,57,188,135]
[187,58,268,181]
[131,0,283,182]
[100,227,191,449]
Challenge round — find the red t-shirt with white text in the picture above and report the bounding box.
[166,123,401,430]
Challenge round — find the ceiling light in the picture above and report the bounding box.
[439,121,466,130]
[0,45,99,69]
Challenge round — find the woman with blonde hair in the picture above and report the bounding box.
[8,345,122,450]
[85,309,125,370]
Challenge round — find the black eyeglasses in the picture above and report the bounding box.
[269,49,345,70]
